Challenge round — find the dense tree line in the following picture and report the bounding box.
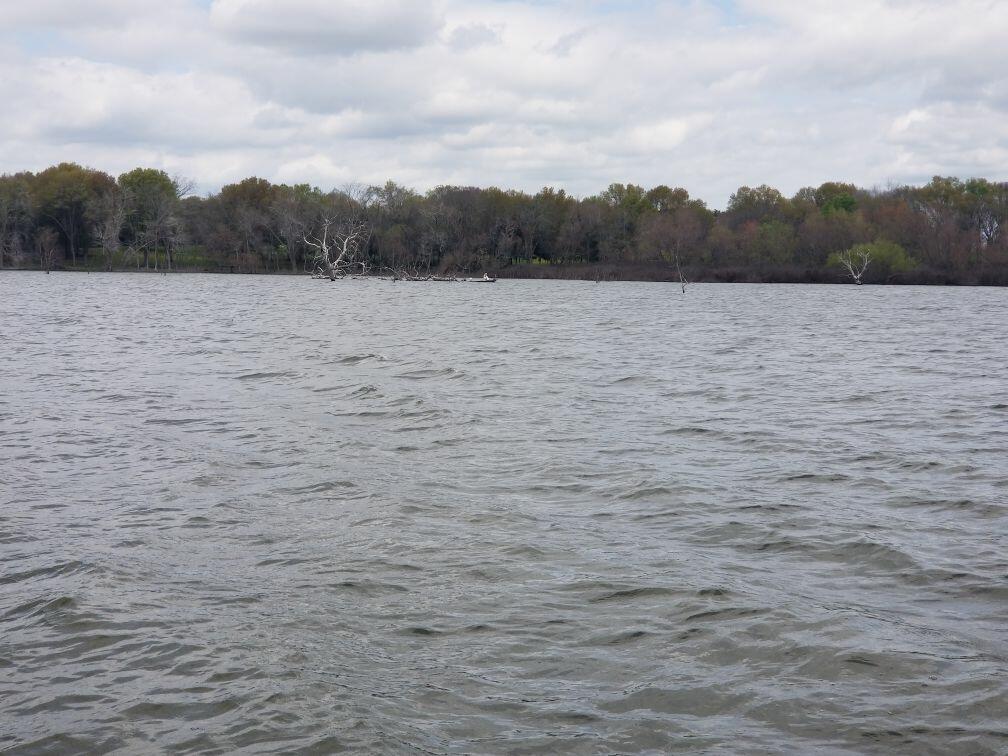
[2,163,1007,284]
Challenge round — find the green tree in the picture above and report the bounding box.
[644,185,690,214]
[821,193,857,216]
[756,220,796,266]
[33,163,115,266]
[0,173,35,268]
[726,184,788,227]
[269,183,324,272]
[814,182,858,215]
[119,168,186,269]
[216,177,277,271]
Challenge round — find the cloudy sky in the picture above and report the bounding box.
[0,0,1005,207]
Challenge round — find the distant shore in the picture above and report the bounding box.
[1,264,997,286]
[3,166,1006,288]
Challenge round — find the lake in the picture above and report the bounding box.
[1,272,1006,754]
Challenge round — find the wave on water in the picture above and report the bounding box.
[1,275,1006,753]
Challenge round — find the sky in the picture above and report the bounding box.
[0,0,1005,208]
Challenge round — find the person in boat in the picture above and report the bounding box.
[483,272,490,280]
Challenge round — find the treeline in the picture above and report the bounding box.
[2,162,1007,284]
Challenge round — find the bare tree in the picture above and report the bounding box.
[674,251,688,293]
[173,175,196,199]
[639,205,704,289]
[129,194,179,271]
[119,169,186,270]
[36,228,59,272]
[303,184,375,279]
[304,217,371,280]
[90,188,127,271]
[836,245,871,284]
[268,185,314,272]
[0,175,34,268]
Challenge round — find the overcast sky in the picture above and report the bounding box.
[0,0,1005,207]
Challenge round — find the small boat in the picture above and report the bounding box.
[466,275,496,283]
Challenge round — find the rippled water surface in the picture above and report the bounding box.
[1,272,1006,754]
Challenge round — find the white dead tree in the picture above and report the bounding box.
[304,217,370,281]
[837,246,871,285]
[91,188,127,271]
[674,252,688,294]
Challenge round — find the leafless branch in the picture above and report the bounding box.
[304,216,370,280]
[838,247,870,285]
[674,251,688,293]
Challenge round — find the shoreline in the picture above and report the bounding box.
[1,266,1001,286]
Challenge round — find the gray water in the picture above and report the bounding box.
[1,272,1006,755]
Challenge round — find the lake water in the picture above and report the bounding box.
[1,272,1006,754]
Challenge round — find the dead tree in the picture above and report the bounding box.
[36,228,59,272]
[304,218,370,281]
[91,188,127,271]
[837,246,871,285]
[674,252,688,293]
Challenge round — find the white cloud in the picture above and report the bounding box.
[0,0,151,28]
[0,0,1006,206]
[621,117,710,155]
[884,102,1008,180]
[890,109,931,136]
[274,154,355,187]
[447,22,501,51]
[210,0,444,55]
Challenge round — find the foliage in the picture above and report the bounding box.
[863,239,916,278]
[828,239,915,282]
[1,165,1006,283]
[821,193,857,216]
[32,163,116,264]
